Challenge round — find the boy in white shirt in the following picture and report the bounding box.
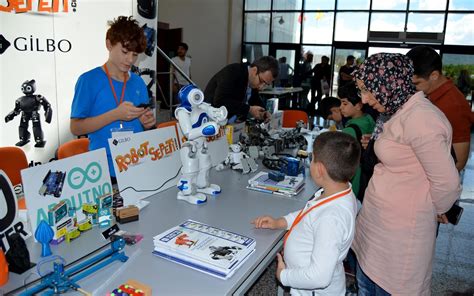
[252,131,360,295]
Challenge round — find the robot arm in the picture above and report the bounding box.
[38,95,52,123]
[199,103,228,126]
[5,100,21,123]
[175,109,219,141]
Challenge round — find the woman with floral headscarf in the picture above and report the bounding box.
[351,53,460,295]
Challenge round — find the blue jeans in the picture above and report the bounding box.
[356,263,391,296]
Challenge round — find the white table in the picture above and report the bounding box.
[4,168,318,295]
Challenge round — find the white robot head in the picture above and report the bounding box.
[178,84,204,111]
[229,144,242,153]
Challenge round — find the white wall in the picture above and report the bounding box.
[158,0,243,89]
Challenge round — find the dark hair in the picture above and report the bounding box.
[317,96,341,119]
[251,56,280,78]
[347,55,355,61]
[337,81,361,106]
[312,131,361,182]
[178,42,189,51]
[107,16,146,53]
[322,56,329,62]
[406,46,442,79]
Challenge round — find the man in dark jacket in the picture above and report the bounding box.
[204,56,279,123]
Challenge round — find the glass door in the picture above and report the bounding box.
[333,48,366,94]
[269,44,301,87]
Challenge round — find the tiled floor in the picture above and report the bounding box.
[247,134,474,296]
[431,135,474,295]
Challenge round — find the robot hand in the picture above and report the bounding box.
[215,163,226,171]
[44,107,52,124]
[5,112,15,123]
[201,121,219,136]
[208,106,228,125]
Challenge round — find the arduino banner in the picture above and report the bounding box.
[21,148,112,235]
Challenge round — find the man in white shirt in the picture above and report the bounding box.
[171,42,191,91]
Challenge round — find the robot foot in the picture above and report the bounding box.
[197,184,221,196]
[177,192,207,205]
[16,139,30,147]
[34,140,46,148]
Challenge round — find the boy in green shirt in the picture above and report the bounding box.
[338,82,375,198]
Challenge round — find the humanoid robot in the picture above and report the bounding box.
[5,79,52,147]
[215,144,258,174]
[175,84,228,204]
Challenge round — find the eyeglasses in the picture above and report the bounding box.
[258,72,272,87]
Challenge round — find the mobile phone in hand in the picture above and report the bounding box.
[136,103,151,108]
[445,204,463,225]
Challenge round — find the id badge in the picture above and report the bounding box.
[111,125,134,139]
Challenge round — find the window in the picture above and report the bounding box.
[409,0,447,11]
[442,53,474,99]
[333,49,366,92]
[304,0,335,10]
[335,12,369,41]
[368,47,411,56]
[245,0,271,11]
[445,13,474,45]
[449,0,474,10]
[302,46,332,73]
[273,0,302,10]
[243,44,269,62]
[302,12,334,44]
[337,0,370,10]
[244,13,271,42]
[372,0,407,10]
[242,0,474,97]
[272,13,301,43]
[407,13,444,32]
[370,13,406,31]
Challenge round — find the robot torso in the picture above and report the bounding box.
[17,95,41,112]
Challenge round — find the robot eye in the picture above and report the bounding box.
[26,86,32,91]
[21,86,25,91]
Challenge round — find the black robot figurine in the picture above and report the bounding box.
[5,79,52,147]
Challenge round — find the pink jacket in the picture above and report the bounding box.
[352,92,461,295]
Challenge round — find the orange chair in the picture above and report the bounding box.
[282,110,309,128]
[0,147,29,209]
[57,138,90,159]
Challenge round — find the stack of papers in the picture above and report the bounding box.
[247,171,305,197]
[153,220,255,280]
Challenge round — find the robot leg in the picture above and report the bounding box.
[177,143,207,204]
[248,158,258,172]
[16,114,31,146]
[196,146,221,196]
[32,112,46,147]
[239,159,251,174]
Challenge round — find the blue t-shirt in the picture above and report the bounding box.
[70,66,149,177]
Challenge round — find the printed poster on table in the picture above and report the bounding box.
[108,127,181,205]
[21,149,112,233]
